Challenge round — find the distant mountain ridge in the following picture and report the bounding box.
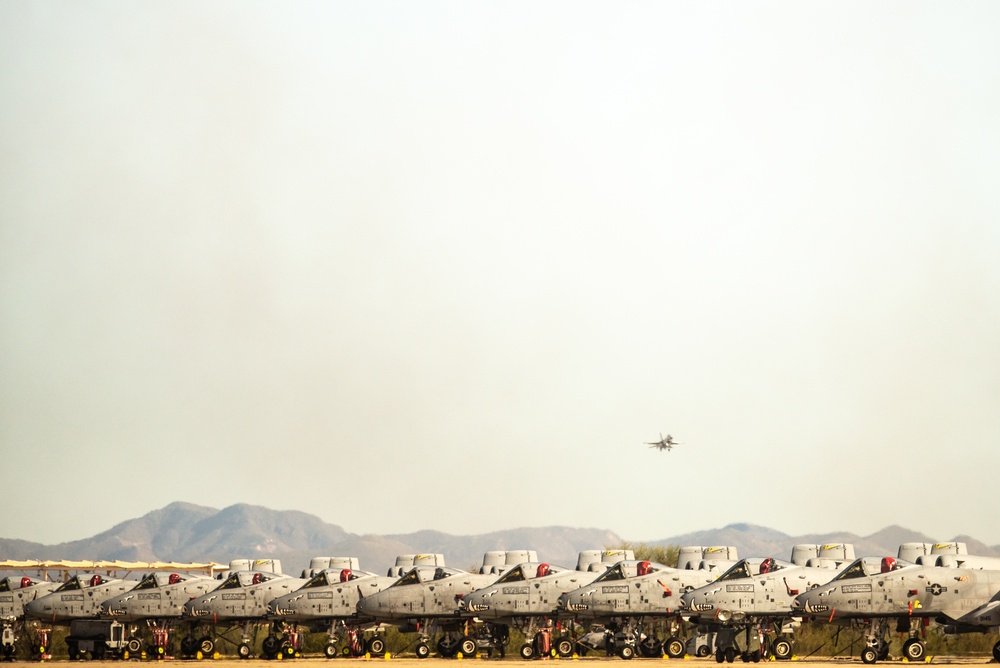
[2,502,997,575]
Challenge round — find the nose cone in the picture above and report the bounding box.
[24,598,50,619]
[355,595,375,617]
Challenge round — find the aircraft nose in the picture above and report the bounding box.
[24,599,49,619]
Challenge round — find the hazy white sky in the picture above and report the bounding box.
[2,1,999,547]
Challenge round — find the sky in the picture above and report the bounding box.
[2,1,999,548]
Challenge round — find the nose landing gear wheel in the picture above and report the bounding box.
[366,636,386,656]
[902,639,925,661]
[459,636,477,658]
[237,643,251,659]
[619,645,635,660]
[555,638,574,658]
[772,636,792,660]
[519,642,534,660]
[324,644,338,659]
[415,642,430,659]
[861,647,878,664]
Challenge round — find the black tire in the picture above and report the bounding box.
[367,636,386,655]
[555,637,574,658]
[519,642,534,660]
[861,647,878,664]
[238,643,252,659]
[620,644,635,660]
[93,644,107,661]
[262,636,280,659]
[199,637,215,656]
[181,637,197,656]
[459,636,477,658]
[67,642,80,661]
[725,647,737,663]
[697,645,711,658]
[437,638,457,659]
[579,647,589,657]
[715,650,725,663]
[665,636,685,658]
[992,640,1000,664]
[415,642,430,659]
[772,636,792,660]
[640,638,662,658]
[878,643,890,661]
[323,644,338,659]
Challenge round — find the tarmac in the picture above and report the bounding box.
[43,656,997,665]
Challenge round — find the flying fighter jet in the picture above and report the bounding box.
[267,568,400,658]
[558,559,718,659]
[792,557,1000,664]
[646,434,679,451]
[183,569,307,659]
[0,577,61,660]
[680,556,848,662]
[100,570,217,658]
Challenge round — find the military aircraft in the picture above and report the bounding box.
[99,570,218,658]
[646,434,679,451]
[680,556,848,662]
[24,574,137,623]
[461,561,603,659]
[0,576,61,660]
[354,565,502,658]
[792,557,1000,664]
[267,568,400,658]
[558,559,718,659]
[183,569,307,659]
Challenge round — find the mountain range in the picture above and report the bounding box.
[2,502,997,576]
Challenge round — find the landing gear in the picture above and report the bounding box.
[555,637,575,658]
[237,642,252,659]
[415,642,431,659]
[519,642,534,659]
[665,636,685,658]
[639,637,662,658]
[771,635,792,660]
[902,638,925,661]
[324,643,338,659]
[619,644,635,660]
[366,635,386,656]
[992,639,1000,664]
[262,635,280,660]
[861,647,878,664]
[198,636,215,656]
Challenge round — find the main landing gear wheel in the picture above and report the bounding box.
[724,647,737,663]
[902,638,925,661]
[366,636,386,655]
[555,637,574,658]
[181,637,197,656]
[519,642,534,660]
[262,635,280,659]
[619,644,635,660]
[772,636,792,660]
[437,638,457,658]
[640,638,662,658]
[415,642,430,659]
[458,636,477,658]
[198,637,215,656]
[665,636,685,658]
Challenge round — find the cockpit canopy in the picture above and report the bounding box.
[54,574,108,592]
[216,570,281,590]
[391,566,464,587]
[830,557,910,582]
[134,572,190,590]
[300,568,377,589]
[593,560,669,582]
[716,558,791,581]
[494,563,567,584]
[0,577,36,592]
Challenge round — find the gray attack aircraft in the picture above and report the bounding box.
[1,577,61,660]
[24,574,137,623]
[267,568,400,659]
[100,570,218,658]
[461,562,602,659]
[793,557,1000,664]
[183,569,306,660]
[558,559,718,660]
[680,557,846,662]
[354,565,502,659]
